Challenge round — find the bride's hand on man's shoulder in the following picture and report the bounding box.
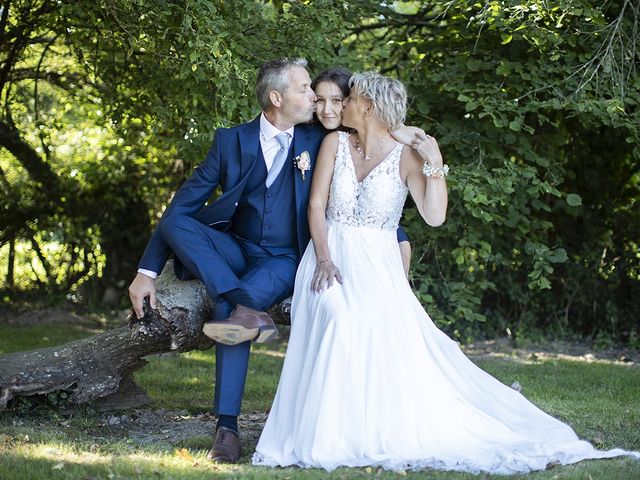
[311,259,343,293]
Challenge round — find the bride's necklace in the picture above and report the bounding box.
[353,134,389,162]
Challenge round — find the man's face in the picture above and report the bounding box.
[280,66,317,125]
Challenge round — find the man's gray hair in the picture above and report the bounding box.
[349,72,407,131]
[256,58,308,111]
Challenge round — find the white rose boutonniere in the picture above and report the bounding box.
[294,151,311,181]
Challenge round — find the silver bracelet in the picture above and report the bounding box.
[422,163,449,178]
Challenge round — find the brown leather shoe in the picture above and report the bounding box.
[206,426,241,463]
[202,305,279,345]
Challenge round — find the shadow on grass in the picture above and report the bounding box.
[0,323,104,354]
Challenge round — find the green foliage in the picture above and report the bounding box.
[1,0,348,302]
[343,0,639,342]
[1,0,638,341]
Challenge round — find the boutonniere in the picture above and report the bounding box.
[294,151,311,181]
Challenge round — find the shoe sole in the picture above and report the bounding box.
[202,323,279,345]
[256,325,279,343]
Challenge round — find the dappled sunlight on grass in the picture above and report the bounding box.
[18,442,108,467]
[470,349,637,366]
[464,338,639,366]
[2,439,639,479]
[1,441,262,479]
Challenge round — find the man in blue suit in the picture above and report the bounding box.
[128,58,321,462]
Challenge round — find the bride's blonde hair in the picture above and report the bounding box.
[349,72,407,131]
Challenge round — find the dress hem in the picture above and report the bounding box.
[252,450,640,475]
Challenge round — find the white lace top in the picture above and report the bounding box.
[326,131,408,231]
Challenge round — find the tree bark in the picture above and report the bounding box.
[0,260,292,412]
[6,238,14,287]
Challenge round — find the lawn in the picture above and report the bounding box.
[0,318,639,479]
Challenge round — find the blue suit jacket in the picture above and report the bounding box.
[138,116,326,275]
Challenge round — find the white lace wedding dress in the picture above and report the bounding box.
[252,131,639,474]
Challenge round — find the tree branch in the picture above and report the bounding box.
[34,35,58,125]
[0,1,56,93]
[28,233,53,284]
[0,119,61,197]
[0,0,11,41]
[10,68,95,93]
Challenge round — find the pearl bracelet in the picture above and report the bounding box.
[422,163,449,178]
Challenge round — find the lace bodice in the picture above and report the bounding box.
[326,131,408,230]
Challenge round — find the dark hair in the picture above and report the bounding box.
[255,58,308,111]
[311,67,352,99]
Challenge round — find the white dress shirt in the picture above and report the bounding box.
[137,114,294,280]
[260,112,294,171]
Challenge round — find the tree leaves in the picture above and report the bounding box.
[566,193,582,206]
[1,0,637,342]
[345,0,639,341]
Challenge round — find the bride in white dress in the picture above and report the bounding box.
[252,72,639,474]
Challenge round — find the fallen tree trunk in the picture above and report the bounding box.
[0,260,292,412]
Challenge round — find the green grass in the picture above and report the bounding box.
[1,322,639,479]
[0,322,101,353]
[132,342,287,413]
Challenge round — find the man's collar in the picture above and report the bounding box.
[260,112,294,141]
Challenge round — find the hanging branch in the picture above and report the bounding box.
[569,0,639,99]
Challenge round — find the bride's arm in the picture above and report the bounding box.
[400,133,448,227]
[308,132,343,292]
[391,125,426,146]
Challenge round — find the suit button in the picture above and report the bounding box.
[266,209,272,214]
[264,225,269,230]
[266,193,273,198]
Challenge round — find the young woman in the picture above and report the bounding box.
[312,67,412,276]
[253,72,639,473]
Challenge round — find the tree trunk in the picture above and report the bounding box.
[6,238,14,288]
[0,260,291,412]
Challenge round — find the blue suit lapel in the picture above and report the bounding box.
[238,116,261,179]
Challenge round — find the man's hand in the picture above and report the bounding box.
[128,272,157,319]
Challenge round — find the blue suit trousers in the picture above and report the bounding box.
[160,214,297,415]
